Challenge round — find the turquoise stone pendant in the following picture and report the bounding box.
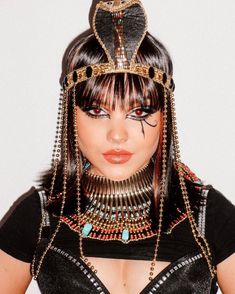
[122,229,129,242]
[82,223,93,236]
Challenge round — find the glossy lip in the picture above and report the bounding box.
[102,149,133,164]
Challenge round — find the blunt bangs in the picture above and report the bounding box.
[74,72,164,111]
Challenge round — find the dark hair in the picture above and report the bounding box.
[40,31,202,218]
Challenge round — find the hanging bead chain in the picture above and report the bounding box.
[49,89,64,201]
[72,86,98,274]
[31,90,64,277]
[148,88,168,281]
[72,86,83,255]
[31,90,63,278]
[51,89,64,166]
[32,90,69,279]
[169,91,216,278]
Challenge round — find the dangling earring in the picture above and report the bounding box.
[81,154,91,171]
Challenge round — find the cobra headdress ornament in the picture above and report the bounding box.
[63,0,175,91]
[32,0,216,282]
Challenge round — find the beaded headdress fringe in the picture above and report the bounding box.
[31,0,215,281]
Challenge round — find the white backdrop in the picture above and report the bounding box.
[0,1,234,293]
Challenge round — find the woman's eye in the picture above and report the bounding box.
[127,108,154,120]
[84,107,108,119]
[90,108,102,114]
[134,109,144,116]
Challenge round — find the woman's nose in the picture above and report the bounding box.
[107,119,128,144]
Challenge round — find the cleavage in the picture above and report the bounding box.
[88,257,170,294]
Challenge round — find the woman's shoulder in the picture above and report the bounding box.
[0,187,43,263]
[0,187,42,228]
[206,187,234,213]
[172,163,235,265]
[204,186,235,265]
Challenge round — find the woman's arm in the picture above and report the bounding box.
[0,249,32,294]
[217,253,235,294]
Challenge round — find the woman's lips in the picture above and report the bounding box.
[102,149,133,164]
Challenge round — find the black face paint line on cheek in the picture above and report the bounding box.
[143,119,158,128]
[140,121,145,138]
[139,119,158,138]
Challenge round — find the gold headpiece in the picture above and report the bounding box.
[63,0,175,92]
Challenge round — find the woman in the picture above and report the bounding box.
[0,0,234,293]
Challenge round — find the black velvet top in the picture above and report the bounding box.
[0,186,235,293]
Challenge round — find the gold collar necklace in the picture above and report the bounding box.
[78,161,156,243]
[61,161,156,243]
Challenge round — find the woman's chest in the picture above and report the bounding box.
[35,245,216,294]
[88,257,170,294]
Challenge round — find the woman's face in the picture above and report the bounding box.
[76,99,162,180]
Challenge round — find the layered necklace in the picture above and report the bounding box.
[61,162,157,243]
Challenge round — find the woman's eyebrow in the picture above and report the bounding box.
[88,97,153,111]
